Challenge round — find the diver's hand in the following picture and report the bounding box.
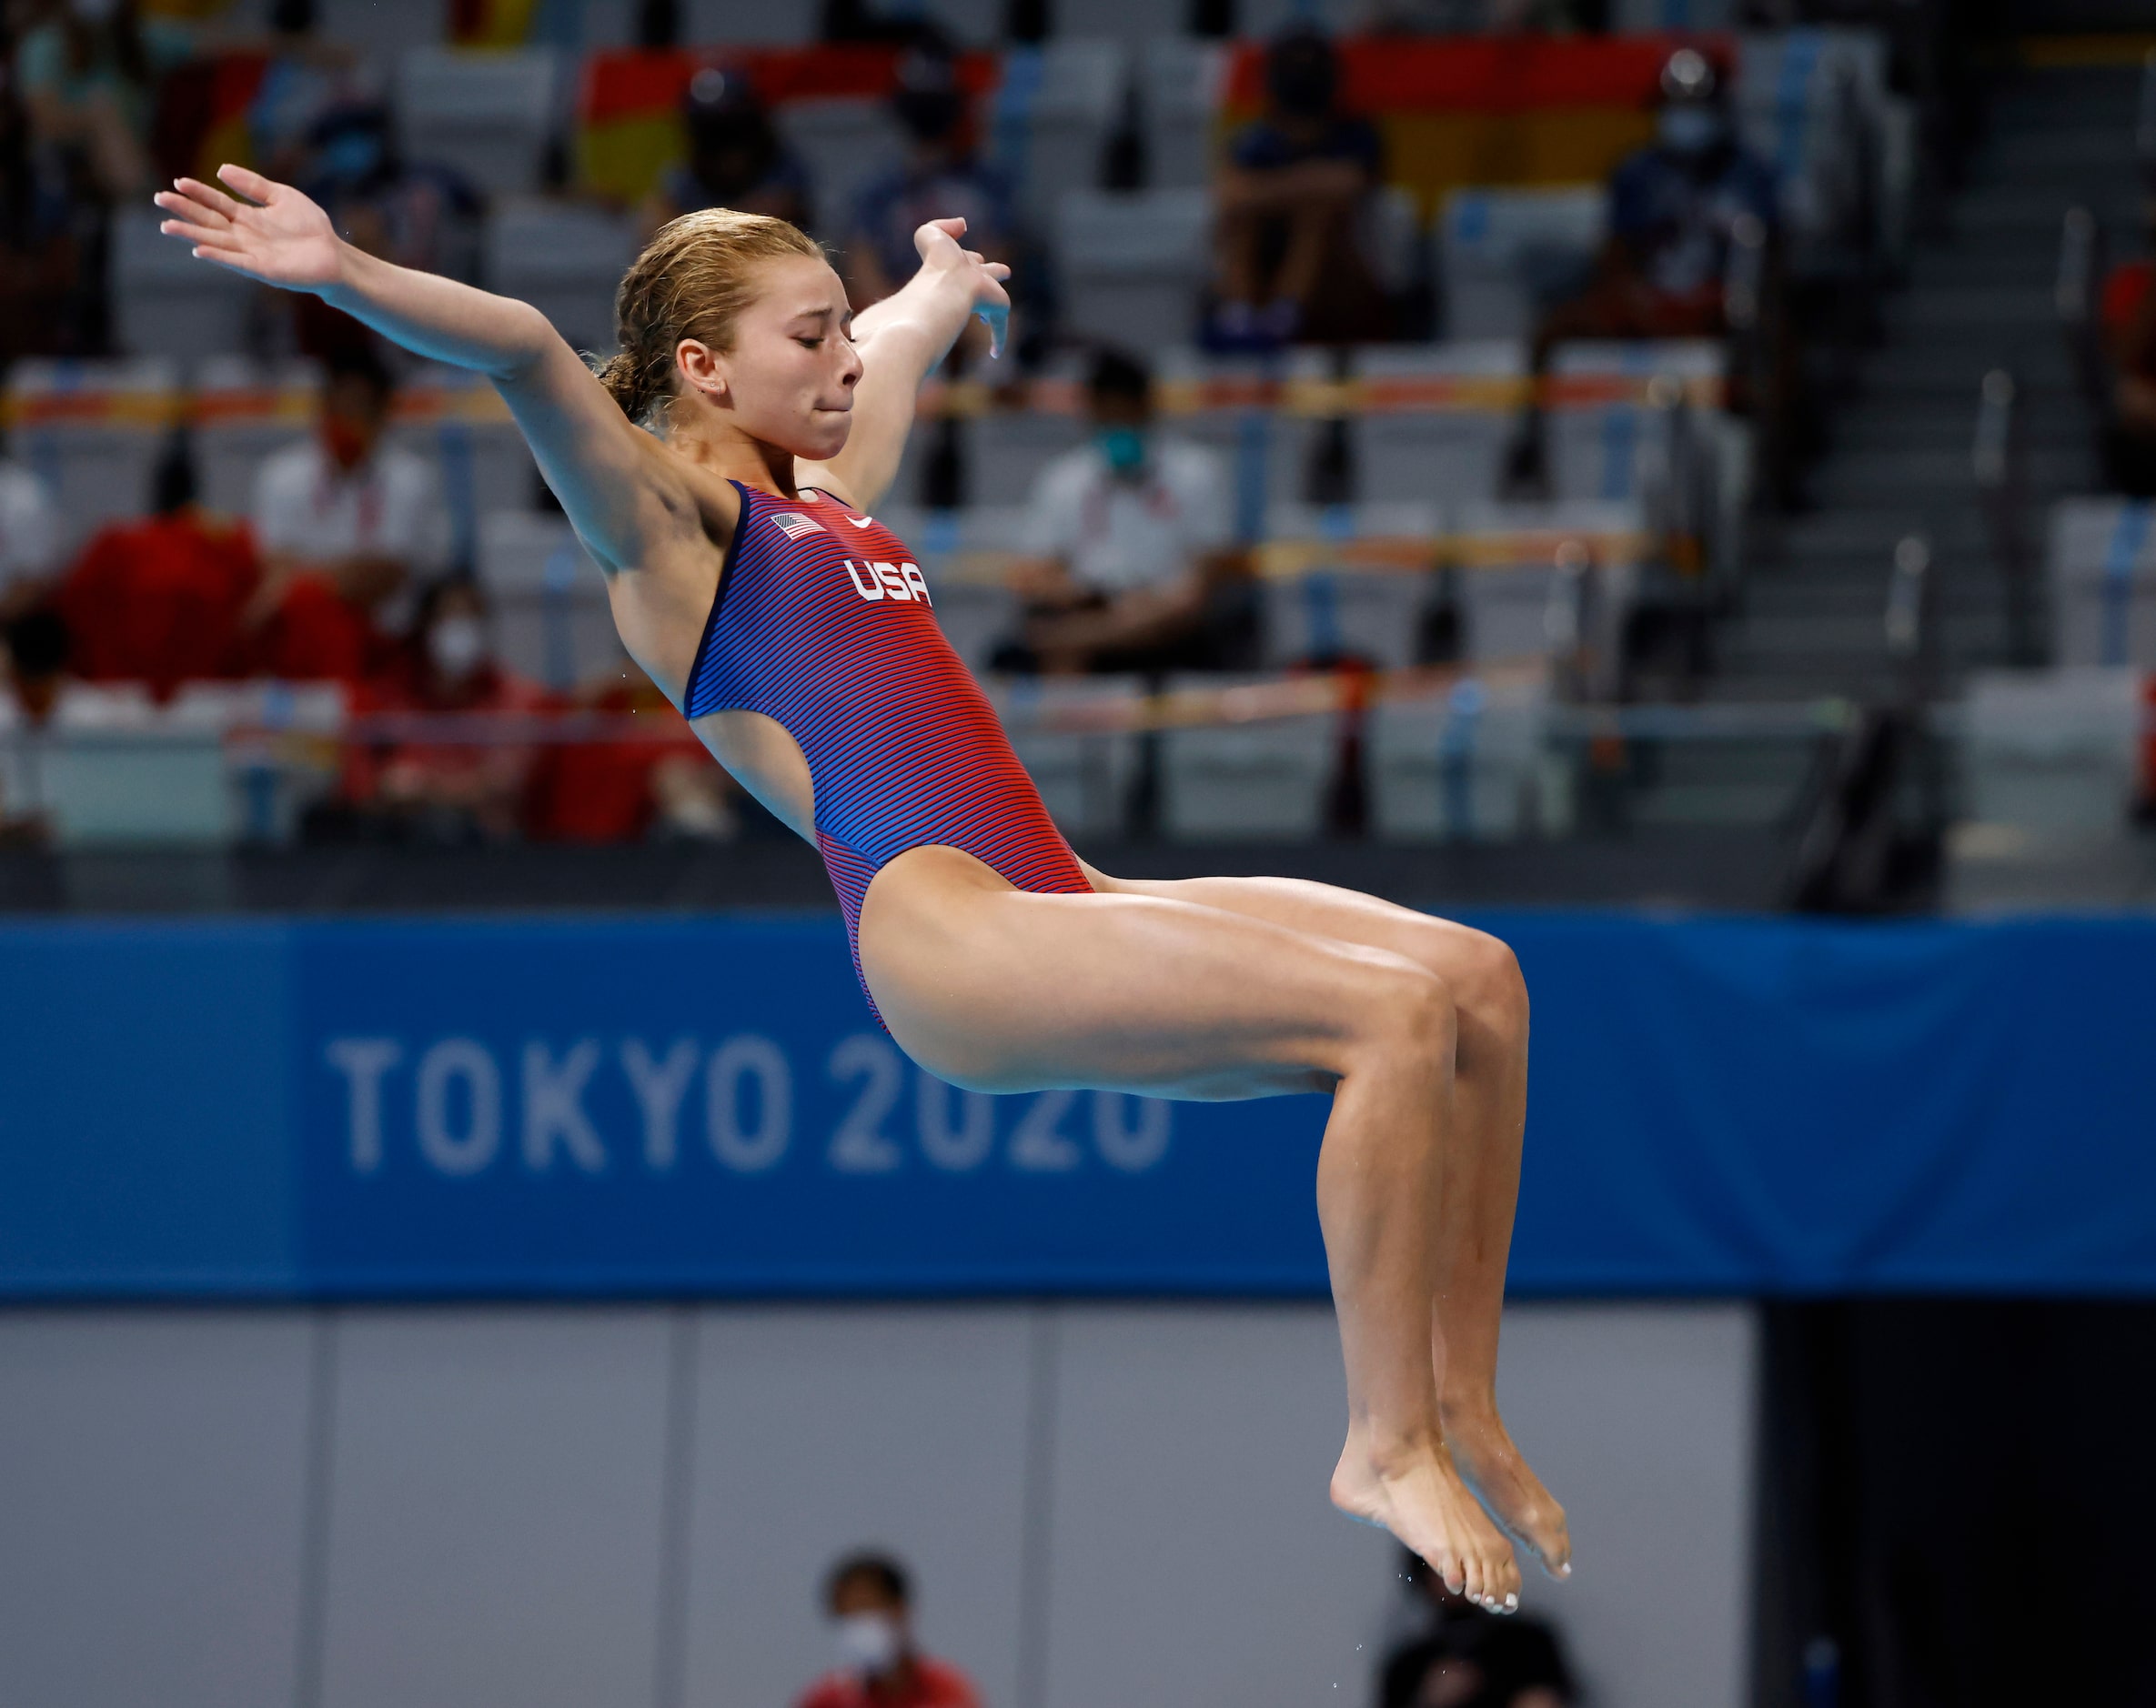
[155,165,346,293]
[912,216,1012,357]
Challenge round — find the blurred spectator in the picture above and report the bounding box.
[241,0,365,183]
[1209,25,1386,350]
[1509,46,1777,490]
[998,347,1253,675]
[796,1551,979,1708]
[337,578,542,841]
[0,435,63,624]
[0,604,69,840]
[250,343,449,682]
[57,431,258,698]
[298,101,480,297]
[1377,1547,1575,1708]
[2100,191,2156,497]
[14,0,194,199]
[642,65,811,237]
[525,658,739,843]
[0,57,87,360]
[845,35,1011,312]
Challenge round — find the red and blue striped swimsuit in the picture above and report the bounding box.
[681,482,1092,1018]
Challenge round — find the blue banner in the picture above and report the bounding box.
[2,911,2153,1298]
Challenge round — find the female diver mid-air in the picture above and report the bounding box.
[157,165,1570,1610]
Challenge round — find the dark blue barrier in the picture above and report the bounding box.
[1,911,2151,1299]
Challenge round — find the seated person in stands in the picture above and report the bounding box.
[999,347,1253,676]
[0,606,70,840]
[526,657,739,843]
[1210,25,1386,350]
[796,1551,980,1708]
[250,343,449,682]
[1509,46,1777,489]
[1377,1545,1575,1708]
[337,578,541,842]
[2100,190,2156,497]
[0,435,62,626]
[642,65,811,237]
[13,0,194,200]
[57,431,259,699]
[0,60,87,361]
[845,34,1011,315]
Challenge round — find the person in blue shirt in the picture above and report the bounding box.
[1210,25,1387,349]
[1508,46,1779,491]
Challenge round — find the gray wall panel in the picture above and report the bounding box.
[316,1307,672,1708]
[1496,1303,1757,1708]
[1039,1304,1400,1708]
[681,1306,1034,1708]
[0,1310,313,1708]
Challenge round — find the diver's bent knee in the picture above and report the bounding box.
[1451,930,1528,1040]
[1355,959,1457,1060]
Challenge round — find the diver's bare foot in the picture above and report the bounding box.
[1332,1428,1521,1613]
[1442,1402,1572,1581]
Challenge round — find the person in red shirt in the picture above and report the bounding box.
[796,1552,980,1708]
[58,433,258,699]
[524,657,738,844]
[2100,207,2156,496]
[338,576,544,840]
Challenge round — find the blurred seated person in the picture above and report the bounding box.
[0,60,87,363]
[998,347,1253,676]
[1378,1546,1575,1708]
[845,35,1011,323]
[14,0,194,199]
[2100,188,2156,497]
[641,65,811,237]
[1509,47,1776,487]
[250,344,449,683]
[336,578,541,842]
[57,432,259,698]
[525,657,739,843]
[1210,25,1386,350]
[0,436,63,626]
[796,1551,979,1708]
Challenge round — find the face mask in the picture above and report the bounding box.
[1096,425,1147,477]
[323,415,372,470]
[1657,105,1726,156]
[833,1612,902,1675]
[427,615,487,682]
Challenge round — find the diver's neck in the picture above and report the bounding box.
[666,424,799,499]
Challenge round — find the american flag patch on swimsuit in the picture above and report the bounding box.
[771,511,826,540]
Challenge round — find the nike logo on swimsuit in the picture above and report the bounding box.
[842,513,875,527]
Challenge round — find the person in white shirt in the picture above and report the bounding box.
[1004,347,1253,675]
[0,450,62,627]
[249,344,448,642]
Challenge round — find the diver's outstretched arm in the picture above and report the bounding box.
[156,166,719,576]
[800,216,1009,512]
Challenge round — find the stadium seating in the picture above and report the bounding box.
[476,512,624,691]
[963,394,1091,510]
[193,358,320,520]
[992,40,1127,230]
[395,47,560,198]
[1961,667,2140,831]
[483,197,636,357]
[1154,347,1328,523]
[28,683,227,847]
[110,209,253,363]
[992,674,1145,840]
[1436,186,1606,341]
[2049,498,2156,668]
[1348,341,1526,505]
[1546,338,1725,507]
[1733,29,1873,269]
[1258,502,1443,669]
[387,367,542,560]
[1159,673,1342,839]
[1140,38,1228,189]
[1451,498,1646,684]
[1056,186,1212,352]
[5,360,177,555]
[1369,676,1556,842]
[775,99,913,238]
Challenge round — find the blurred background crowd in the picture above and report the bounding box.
[0,0,2144,913]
